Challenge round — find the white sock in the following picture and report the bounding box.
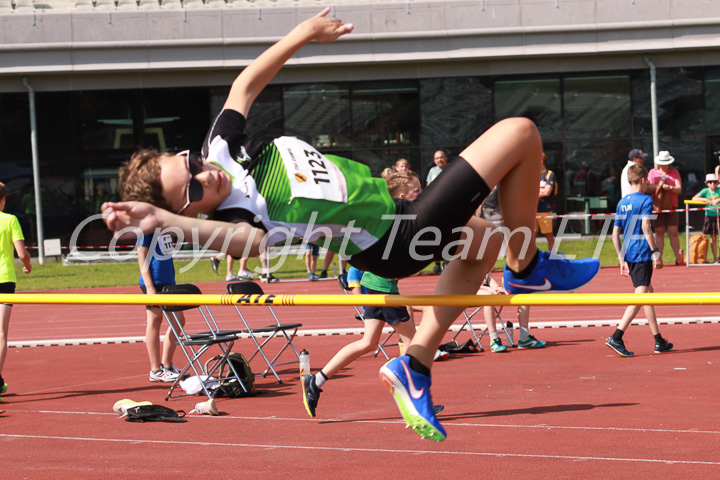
[489,332,499,341]
[314,372,327,388]
[519,326,530,341]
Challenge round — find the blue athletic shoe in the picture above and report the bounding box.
[379,356,446,441]
[606,337,634,357]
[517,335,546,349]
[503,250,600,294]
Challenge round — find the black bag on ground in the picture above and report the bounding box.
[439,339,479,354]
[204,352,258,398]
[125,405,187,423]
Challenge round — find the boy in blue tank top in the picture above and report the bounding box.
[137,232,186,382]
[606,164,673,357]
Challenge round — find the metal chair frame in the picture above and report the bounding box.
[226,281,302,383]
[159,284,249,400]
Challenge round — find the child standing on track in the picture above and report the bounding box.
[301,171,421,418]
[606,164,673,357]
[137,232,185,382]
[102,9,600,441]
[691,173,720,263]
[0,182,32,402]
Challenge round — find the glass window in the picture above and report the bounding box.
[35,92,82,240]
[495,78,561,141]
[656,67,704,137]
[283,83,351,148]
[141,87,210,152]
[0,93,32,215]
[705,68,720,134]
[564,75,631,139]
[246,86,284,141]
[421,77,493,146]
[352,81,420,149]
[632,70,653,138]
[563,140,632,210]
[75,90,138,153]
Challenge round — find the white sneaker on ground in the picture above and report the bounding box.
[237,269,255,280]
[149,367,180,383]
[190,398,219,415]
[226,274,240,282]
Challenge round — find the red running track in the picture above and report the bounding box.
[1,265,719,477]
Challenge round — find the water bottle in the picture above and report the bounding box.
[505,321,515,347]
[299,349,310,377]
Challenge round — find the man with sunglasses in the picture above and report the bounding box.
[104,8,600,441]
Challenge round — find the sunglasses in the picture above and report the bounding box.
[708,181,718,184]
[175,150,204,215]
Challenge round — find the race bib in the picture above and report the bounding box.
[157,233,175,256]
[274,137,348,203]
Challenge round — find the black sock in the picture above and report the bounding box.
[511,250,540,279]
[654,334,664,343]
[408,355,431,377]
[612,329,625,342]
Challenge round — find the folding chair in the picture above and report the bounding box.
[453,306,514,350]
[158,284,250,400]
[226,281,302,383]
[337,276,395,360]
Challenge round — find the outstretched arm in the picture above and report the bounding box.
[102,201,266,259]
[224,8,354,117]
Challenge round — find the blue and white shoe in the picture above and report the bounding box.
[490,338,507,352]
[503,250,600,294]
[517,335,546,349]
[379,356,446,441]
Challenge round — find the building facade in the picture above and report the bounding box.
[1,0,720,247]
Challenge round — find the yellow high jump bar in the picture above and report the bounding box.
[1,292,720,307]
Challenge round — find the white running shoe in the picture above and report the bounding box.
[226,274,240,282]
[237,269,255,280]
[149,367,180,383]
[190,398,219,416]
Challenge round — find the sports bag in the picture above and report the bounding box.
[204,352,257,398]
[689,234,709,264]
[125,405,187,423]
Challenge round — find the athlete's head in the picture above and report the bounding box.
[0,182,6,204]
[627,164,648,187]
[387,171,421,201]
[119,148,231,216]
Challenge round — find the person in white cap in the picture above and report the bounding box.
[648,151,683,265]
[692,173,720,262]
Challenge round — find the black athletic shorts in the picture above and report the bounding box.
[0,282,16,306]
[350,156,491,279]
[140,284,173,310]
[362,288,410,325]
[627,261,653,288]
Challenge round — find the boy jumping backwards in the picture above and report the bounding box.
[101,9,600,441]
[606,164,673,357]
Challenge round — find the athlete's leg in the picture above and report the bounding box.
[406,215,502,367]
[458,117,542,272]
[320,318,385,378]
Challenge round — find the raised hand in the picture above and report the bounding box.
[307,7,354,43]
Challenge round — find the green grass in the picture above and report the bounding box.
[13,234,688,291]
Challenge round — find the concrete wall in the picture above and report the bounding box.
[1,0,720,91]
